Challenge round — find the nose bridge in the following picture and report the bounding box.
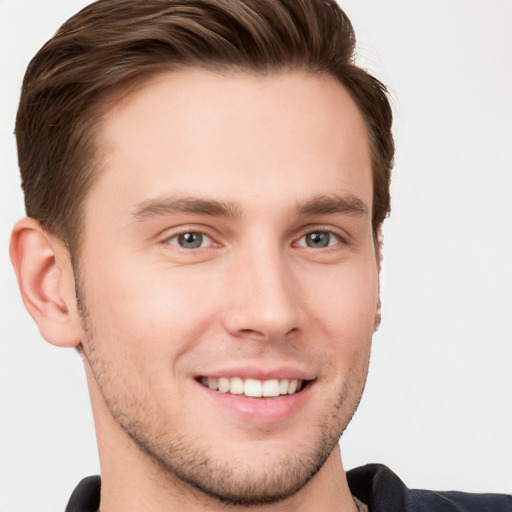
[224,238,301,339]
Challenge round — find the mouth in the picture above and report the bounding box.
[197,376,312,398]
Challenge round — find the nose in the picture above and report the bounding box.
[222,246,302,341]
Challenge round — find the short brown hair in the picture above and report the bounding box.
[16,0,394,255]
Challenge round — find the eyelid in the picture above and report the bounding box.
[159,225,221,248]
[295,231,341,248]
[165,232,214,248]
[292,226,348,248]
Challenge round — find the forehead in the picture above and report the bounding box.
[89,69,372,217]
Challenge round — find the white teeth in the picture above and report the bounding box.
[202,376,303,397]
[287,379,298,394]
[218,377,230,393]
[262,379,280,397]
[230,377,244,394]
[244,378,262,397]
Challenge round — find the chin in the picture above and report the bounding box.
[151,436,336,506]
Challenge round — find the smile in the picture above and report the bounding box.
[199,376,307,397]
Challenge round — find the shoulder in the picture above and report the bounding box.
[347,464,512,512]
[65,475,101,512]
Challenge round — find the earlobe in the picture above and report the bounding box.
[9,218,82,348]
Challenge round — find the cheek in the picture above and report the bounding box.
[298,260,378,373]
[302,261,379,331]
[79,252,229,372]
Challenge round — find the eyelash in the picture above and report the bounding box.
[163,228,345,251]
[294,230,343,249]
[164,231,215,249]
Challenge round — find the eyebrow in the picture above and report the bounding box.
[296,194,368,217]
[131,192,368,222]
[132,195,242,221]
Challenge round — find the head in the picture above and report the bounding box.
[12,0,394,508]
[16,0,393,259]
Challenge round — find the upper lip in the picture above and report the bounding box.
[194,365,316,382]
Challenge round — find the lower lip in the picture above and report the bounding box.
[196,381,314,423]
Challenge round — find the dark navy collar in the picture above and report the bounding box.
[65,464,512,512]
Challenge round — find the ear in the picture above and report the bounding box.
[374,296,382,332]
[10,217,82,348]
[373,228,383,332]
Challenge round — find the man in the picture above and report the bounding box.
[6,0,512,511]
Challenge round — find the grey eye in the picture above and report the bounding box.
[305,232,331,248]
[169,232,208,249]
[298,231,340,248]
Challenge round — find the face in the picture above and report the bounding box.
[76,70,378,505]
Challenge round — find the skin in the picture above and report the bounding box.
[11,70,379,511]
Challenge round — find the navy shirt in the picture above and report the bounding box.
[65,464,512,512]
[347,464,512,512]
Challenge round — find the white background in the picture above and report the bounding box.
[1,1,511,510]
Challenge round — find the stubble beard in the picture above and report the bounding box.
[88,346,368,507]
[128,421,342,506]
[74,264,370,507]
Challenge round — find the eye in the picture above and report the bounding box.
[296,231,341,249]
[166,232,213,249]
